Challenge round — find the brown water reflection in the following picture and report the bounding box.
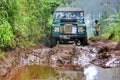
[13,65,120,80]
[14,65,85,80]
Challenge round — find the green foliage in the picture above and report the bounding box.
[0,20,15,48]
[0,0,61,49]
[101,12,120,41]
[39,0,60,36]
[99,1,120,41]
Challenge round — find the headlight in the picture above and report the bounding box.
[54,27,59,32]
[78,27,84,32]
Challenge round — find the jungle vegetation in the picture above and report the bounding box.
[0,0,62,50]
[100,2,120,41]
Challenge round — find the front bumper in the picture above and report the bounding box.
[53,34,87,40]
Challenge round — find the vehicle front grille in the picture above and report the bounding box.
[61,24,77,34]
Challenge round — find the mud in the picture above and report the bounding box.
[116,41,120,50]
[0,40,120,80]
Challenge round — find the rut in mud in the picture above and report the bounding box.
[0,40,120,80]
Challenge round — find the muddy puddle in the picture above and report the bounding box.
[11,65,120,80]
[96,67,120,80]
[0,40,120,80]
[84,66,120,80]
[57,70,85,80]
[10,65,57,80]
[11,65,85,80]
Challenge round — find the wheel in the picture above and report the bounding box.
[75,40,81,46]
[49,37,57,48]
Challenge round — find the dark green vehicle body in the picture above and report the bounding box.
[50,7,88,47]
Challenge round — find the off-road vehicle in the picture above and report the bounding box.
[50,7,88,47]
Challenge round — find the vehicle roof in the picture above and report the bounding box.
[55,7,83,12]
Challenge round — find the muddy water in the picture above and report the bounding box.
[17,46,120,80]
[1,43,120,80]
[84,66,120,80]
[57,70,85,80]
[11,65,120,80]
[96,66,120,80]
[18,65,120,80]
[14,65,85,80]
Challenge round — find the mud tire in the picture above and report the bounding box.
[49,37,57,48]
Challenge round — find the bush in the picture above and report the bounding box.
[0,21,15,48]
[0,0,61,49]
[101,23,120,41]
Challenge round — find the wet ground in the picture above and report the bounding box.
[0,39,120,80]
[96,66,120,80]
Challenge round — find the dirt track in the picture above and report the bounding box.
[0,39,120,80]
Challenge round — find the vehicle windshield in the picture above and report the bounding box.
[54,11,84,19]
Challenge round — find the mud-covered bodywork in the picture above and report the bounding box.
[50,7,87,47]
